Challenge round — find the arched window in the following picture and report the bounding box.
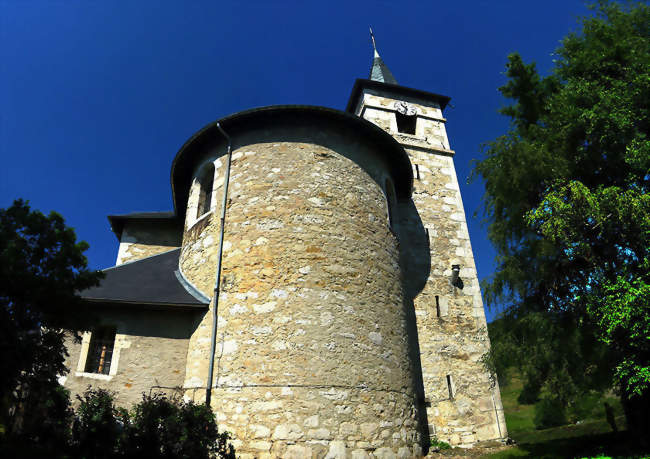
[196,164,215,218]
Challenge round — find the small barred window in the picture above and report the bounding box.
[84,327,116,375]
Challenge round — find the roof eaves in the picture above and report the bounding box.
[346,79,451,113]
[174,269,211,304]
[99,248,180,272]
[82,298,208,310]
[170,105,414,214]
[107,212,179,241]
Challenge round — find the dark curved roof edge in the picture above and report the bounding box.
[108,211,177,241]
[346,79,451,113]
[170,104,414,221]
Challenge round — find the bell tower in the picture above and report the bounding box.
[346,31,507,447]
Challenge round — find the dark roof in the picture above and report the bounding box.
[81,248,209,309]
[170,105,413,221]
[370,54,398,85]
[346,79,451,113]
[106,105,413,230]
[107,211,178,240]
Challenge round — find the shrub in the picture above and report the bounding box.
[72,387,126,459]
[126,393,235,459]
[4,386,235,458]
[533,397,567,429]
[517,378,542,405]
[1,384,74,457]
[567,391,601,423]
[430,436,451,451]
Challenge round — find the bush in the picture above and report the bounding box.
[1,384,74,457]
[70,388,235,459]
[126,393,235,459]
[534,397,567,429]
[517,379,542,405]
[567,392,602,423]
[72,387,126,458]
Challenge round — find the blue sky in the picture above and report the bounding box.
[1,1,592,321]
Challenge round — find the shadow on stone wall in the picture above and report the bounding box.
[394,197,432,454]
[92,306,205,340]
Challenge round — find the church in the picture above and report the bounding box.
[62,39,507,458]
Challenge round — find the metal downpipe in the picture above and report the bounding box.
[206,122,232,407]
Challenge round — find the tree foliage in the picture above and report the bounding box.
[473,0,650,432]
[0,199,102,437]
[0,200,236,456]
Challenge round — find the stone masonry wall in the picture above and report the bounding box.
[116,220,181,265]
[179,141,422,458]
[62,307,200,407]
[356,91,507,447]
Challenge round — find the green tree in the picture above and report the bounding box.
[0,199,102,440]
[473,1,650,435]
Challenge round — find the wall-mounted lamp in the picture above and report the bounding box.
[451,264,463,289]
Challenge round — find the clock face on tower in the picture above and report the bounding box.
[394,101,417,116]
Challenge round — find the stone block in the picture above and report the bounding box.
[249,440,272,451]
[304,415,319,427]
[360,422,378,438]
[324,440,348,459]
[285,445,313,459]
[340,422,357,436]
[272,423,304,440]
[373,447,397,459]
[308,428,332,440]
[249,424,270,438]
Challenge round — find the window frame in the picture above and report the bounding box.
[75,327,123,381]
[196,163,216,219]
[84,326,116,375]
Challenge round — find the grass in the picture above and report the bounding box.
[482,376,648,459]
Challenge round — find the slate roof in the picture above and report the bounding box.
[370,53,398,85]
[346,35,450,114]
[81,248,210,309]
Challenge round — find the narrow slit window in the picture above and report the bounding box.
[446,374,454,400]
[196,164,215,218]
[396,112,417,134]
[435,295,440,317]
[414,164,421,180]
[385,178,396,229]
[85,327,116,375]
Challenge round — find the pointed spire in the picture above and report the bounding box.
[369,27,398,85]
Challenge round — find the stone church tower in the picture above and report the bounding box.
[64,38,506,459]
[347,38,507,448]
